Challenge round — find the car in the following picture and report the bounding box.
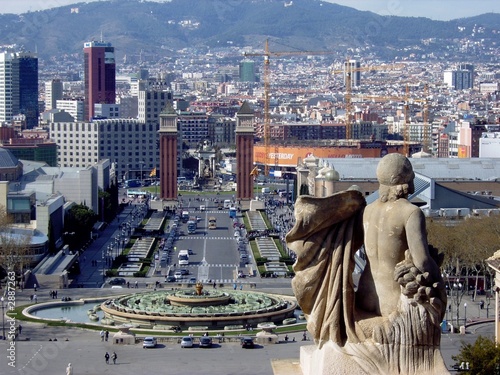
[143,336,157,348]
[174,271,183,279]
[179,269,189,275]
[188,277,197,284]
[241,337,254,349]
[109,277,126,285]
[199,336,212,348]
[180,336,194,348]
[200,205,206,211]
[165,276,176,282]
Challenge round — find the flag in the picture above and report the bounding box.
[150,167,157,177]
[249,166,259,180]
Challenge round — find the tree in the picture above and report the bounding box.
[64,204,97,246]
[427,216,500,327]
[0,206,32,284]
[452,335,500,374]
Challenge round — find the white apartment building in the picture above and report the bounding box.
[49,119,160,180]
[56,100,84,121]
[44,79,63,111]
[479,132,500,158]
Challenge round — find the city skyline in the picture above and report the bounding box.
[1,0,499,21]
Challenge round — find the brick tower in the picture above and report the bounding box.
[159,103,178,201]
[235,101,255,201]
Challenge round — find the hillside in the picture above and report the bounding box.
[0,0,498,61]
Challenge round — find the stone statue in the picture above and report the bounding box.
[66,363,73,375]
[286,153,448,375]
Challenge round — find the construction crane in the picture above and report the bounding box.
[331,62,406,139]
[244,39,334,176]
[355,83,430,156]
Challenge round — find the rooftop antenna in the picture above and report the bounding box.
[100,30,103,42]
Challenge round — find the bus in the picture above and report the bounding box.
[208,217,217,229]
[187,220,197,234]
[127,190,148,199]
[229,207,237,219]
[124,179,141,188]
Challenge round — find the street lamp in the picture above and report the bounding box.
[140,161,145,184]
[1,296,5,340]
[464,302,467,327]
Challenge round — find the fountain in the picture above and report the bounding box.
[100,283,297,330]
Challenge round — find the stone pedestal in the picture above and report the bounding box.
[300,343,369,375]
[300,341,450,375]
[255,323,279,344]
[112,326,135,345]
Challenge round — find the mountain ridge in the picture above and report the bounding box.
[0,0,498,61]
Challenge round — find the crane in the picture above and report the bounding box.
[355,84,430,156]
[331,62,406,139]
[244,39,334,176]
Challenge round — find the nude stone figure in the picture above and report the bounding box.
[286,153,448,375]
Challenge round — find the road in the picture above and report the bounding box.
[164,196,249,285]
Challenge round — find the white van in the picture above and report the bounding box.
[178,249,189,266]
[224,199,232,208]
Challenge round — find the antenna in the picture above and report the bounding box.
[100,30,103,42]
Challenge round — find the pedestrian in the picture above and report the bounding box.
[100,330,105,342]
[105,330,109,341]
[104,352,110,364]
[18,324,22,335]
[213,282,216,289]
[135,281,138,288]
[112,351,117,364]
[34,283,37,291]
[33,294,37,303]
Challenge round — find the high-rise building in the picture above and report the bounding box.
[0,52,39,128]
[443,69,473,90]
[239,60,256,82]
[45,79,63,111]
[344,59,361,87]
[83,41,116,121]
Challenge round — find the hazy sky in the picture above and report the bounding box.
[1,0,499,20]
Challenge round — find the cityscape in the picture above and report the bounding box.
[0,1,499,374]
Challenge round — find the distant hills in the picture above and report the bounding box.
[0,0,498,61]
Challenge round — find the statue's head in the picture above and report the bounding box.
[376,153,414,202]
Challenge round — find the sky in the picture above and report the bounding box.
[1,0,499,21]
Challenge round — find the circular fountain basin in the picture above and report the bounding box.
[100,288,297,329]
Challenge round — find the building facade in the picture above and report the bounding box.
[48,119,159,180]
[0,52,39,128]
[45,79,63,111]
[83,41,116,121]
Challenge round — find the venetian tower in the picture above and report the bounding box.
[235,101,255,201]
[159,103,178,200]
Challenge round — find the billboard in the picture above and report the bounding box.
[254,145,400,167]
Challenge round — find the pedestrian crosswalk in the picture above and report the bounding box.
[182,263,238,268]
[183,236,237,240]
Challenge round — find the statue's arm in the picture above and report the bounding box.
[406,209,440,281]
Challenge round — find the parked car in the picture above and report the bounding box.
[241,337,254,349]
[143,337,157,348]
[179,269,189,275]
[189,277,197,284]
[180,336,194,348]
[165,276,176,282]
[109,278,126,285]
[199,336,212,348]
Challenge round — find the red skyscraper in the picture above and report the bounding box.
[83,41,116,121]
